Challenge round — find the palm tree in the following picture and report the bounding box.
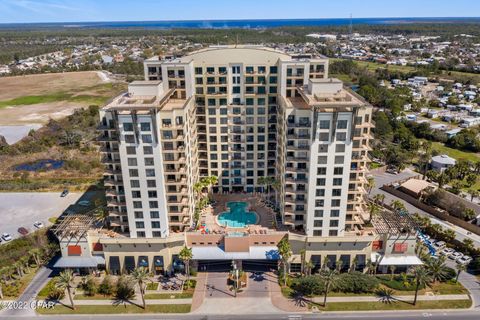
[455,264,467,283]
[305,260,315,276]
[193,181,204,197]
[56,270,75,310]
[390,200,405,212]
[373,193,385,205]
[257,176,267,198]
[389,265,396,280]
[436,172,450,189]
[320,268,339,307]
[412,266,432,305]
[366,259,376,275]
[443,229,456,243]
[462,239,474,252]
[179,246,193,283]
[419,141,432,180]
[131,267,150,309]
[300,249,306,275]
[349,256,358,273]
[367,202,381,220]
[366,176,375,195]
[468,189,479,202]
[277,236,292,287]
[29,248,42,267]
[94,206,110,228]
[425,257,448,283]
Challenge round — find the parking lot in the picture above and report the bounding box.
[0,191,86,242]
[371,168,480,247]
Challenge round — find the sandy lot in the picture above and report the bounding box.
[0,101,84,125]
[0,71,104,101]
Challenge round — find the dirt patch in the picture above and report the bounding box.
[0,101,84,125]
[0,71,103,101]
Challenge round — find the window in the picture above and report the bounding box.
[129,169,138,177]
[270,66,278,73]
[332,189,342,197]
[132,190,141,198]
[316,189,325,197]
[147,180,156,188]
[133,201,142,209]
[314,210,324,217]
[334,156,344,164]
[134,211,143,219]
[150,211,159,219]
[123,123,134,131]
[195,67,202,75]
[333,167,343,175]
[126,146,136,155]
[317,167,326,175]
[149,201,158,209]
[314,220,323,227]
[125,135,135,143]
[319,132,329,142]
[316,178,326,186]
[130,180,140,188]
[331,210,340,217]
[142,135,152,143]
[336,132,347,141]
[152,231,162,237]
[319,120,330,129]
[318,144,328,153]
[135,222,145,229]
[337,120,348,129]
[151,221,161,229]
[137,231,146,238]
[146,169,155,177]
[140,122,151,131]
[331,199,341,207]
[333,178,342,186]
[318,156,328,165]
[143,146,153,154]
[127,158,137,166]
[329,230,338,236]
[313,230,322,236]
[335,144,345,153]
[148,190,157,198]
[144,158,154,166]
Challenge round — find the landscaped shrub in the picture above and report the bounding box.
[443,266,457,281]
[115,275,135,300]
[3,282,20,297]
[377,275,425,291]
[97,276,114,296]
[184,279,197,290]
[80,276,97,296]
[38,278,65,300]
[334,272,380,293]
[292,275,325,296]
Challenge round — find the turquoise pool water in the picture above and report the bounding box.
[217,202,258,228]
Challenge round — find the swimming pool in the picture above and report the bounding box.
[217,201,258,228]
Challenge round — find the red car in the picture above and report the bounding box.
[18,227,29,236]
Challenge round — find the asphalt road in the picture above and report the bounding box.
[371,169,480,247]
[0,192,84,243]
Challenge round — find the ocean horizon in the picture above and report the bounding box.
[1,17,480,29]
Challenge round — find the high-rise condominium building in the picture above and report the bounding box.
[53,46,420,275]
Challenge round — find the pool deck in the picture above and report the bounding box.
[200,194,277,234]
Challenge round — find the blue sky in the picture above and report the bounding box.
[0,0,479,24]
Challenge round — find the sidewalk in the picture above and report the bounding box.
[191,272,207,311]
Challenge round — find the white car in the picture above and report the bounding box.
[440,247,455,256]
[2,233,12,241]
[33,221,44,229]
[457,255,472,265]
[448,251,463,260]
[433,241,446,248]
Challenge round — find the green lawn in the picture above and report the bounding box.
[309,299,471,311]
[146,282,159,290]
[36,304,191,314]
[144,292,194,299]
[73,294,114,300]
[430,142,480,162]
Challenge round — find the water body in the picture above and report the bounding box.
[1,17,480,30]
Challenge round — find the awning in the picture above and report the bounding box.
[192,246,280,260]
[54,255,105,268]
[371,252,382,263]
[378,255,423,266]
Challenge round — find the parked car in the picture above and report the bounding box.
[2,233,12,241]
[440,248,455,256]
[433,241,446,248]
[17,227,29,236]
[448,251,463,260]
[33,221,44,229]
[61,189,69,197]
[457,255,472,265]
[386,167,399,175]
